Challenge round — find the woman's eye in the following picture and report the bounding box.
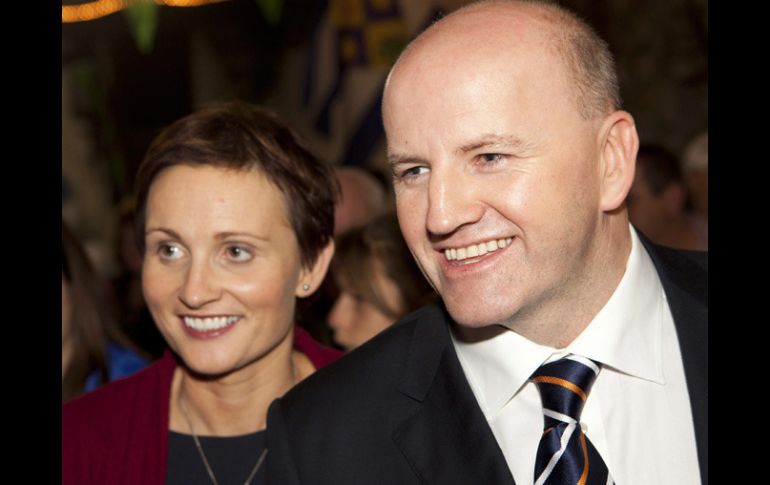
[158,244,183,260]
[226,245,253,262]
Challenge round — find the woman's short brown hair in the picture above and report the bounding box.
[134,101,338,269]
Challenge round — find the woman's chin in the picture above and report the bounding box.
[178,352,243,379]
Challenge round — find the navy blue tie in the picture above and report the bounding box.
[531,355,614,485]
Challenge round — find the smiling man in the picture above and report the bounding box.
[266,2,707,484]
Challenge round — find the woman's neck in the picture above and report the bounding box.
[168,337,313,436]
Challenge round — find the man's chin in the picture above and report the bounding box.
[446,298,514,325]
[451,320,509,343]
[447,303,516,330]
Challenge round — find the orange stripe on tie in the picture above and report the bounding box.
[533,376,587,401]
[578,431,589,485]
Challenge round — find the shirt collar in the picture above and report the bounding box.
[569,226,665,385]
[451,225,666,418]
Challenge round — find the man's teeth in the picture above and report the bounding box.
[183,316,239,331]
[444,238,513,261]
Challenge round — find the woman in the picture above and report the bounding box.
[62,220,149,402]
[327,212,436,350]
[63,102,341,484]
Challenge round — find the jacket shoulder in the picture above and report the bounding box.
[64,355,167,426]
[278,304,442,417]
[63,355,174,485]
[63,355,172,454]
[641,238,708,306]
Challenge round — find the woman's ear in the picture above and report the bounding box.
[296,240,335,298]
[598,110,639,212]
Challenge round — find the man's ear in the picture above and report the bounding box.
[598,111,639,212]
[296,240,335,298]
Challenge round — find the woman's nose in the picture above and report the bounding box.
[178,259,221,309]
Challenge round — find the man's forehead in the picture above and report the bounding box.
[384,44,569,132]
[385,8,563,107]
[401,2,557,63]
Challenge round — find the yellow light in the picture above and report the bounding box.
[157,0,228,6]
[62,0,228,23]
[62,0,131,23]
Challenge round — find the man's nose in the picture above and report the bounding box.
[178,258,221,309]
[426,165,483,237]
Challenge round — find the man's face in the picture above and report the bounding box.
[384,27,606,331]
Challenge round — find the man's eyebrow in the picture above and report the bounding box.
[387,134,530,167]
[457,134,529,154]
[387,153,426,168]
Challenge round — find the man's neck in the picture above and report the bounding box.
[504,219,632,348]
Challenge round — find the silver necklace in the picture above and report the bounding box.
[179,395,268,485]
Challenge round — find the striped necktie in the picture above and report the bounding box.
[531,355,615,485]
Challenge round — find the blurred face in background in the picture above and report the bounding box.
[142,164,316,377]
[328,259,403,350]
[62,272,74,377]
[627,163,666,235]
[685,171,708,217]
[62,273,72,343]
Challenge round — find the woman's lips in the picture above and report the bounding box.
[180,315,241,339]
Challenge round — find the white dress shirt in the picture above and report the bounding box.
[451,226,701,485]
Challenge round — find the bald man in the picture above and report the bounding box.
[266,2,707,484]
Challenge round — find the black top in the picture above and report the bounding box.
[167,430,267,485]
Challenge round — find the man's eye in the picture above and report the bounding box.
[480,153,505,164]
[401,166,428,178]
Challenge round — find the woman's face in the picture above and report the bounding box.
[142,164,312,377]
[328,261,403,350]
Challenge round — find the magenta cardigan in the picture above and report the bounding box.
[62,327,341,484]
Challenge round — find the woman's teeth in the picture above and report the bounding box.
[183,316,239,331]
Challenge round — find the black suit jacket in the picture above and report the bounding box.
[267,241,707,484]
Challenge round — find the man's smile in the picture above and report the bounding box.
[443,237,513,262]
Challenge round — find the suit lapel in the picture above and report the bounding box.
[641,236,708,485]
[392,305,515,485]
[389,236,707,485]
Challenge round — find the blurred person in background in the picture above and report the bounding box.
[681,131,708,225]
[62,219,149,403]
[63,102,341,484]
[334,166,388,236]
[111,200,167,358]
[627,144,707,250]
[296,165,391,345]
[328,212,436,350]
